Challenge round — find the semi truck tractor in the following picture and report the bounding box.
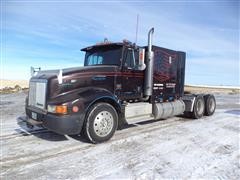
[25,28,216,143]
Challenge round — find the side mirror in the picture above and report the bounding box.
[30,67,35,77]
[30,66,41,77]
[136,48,146,70]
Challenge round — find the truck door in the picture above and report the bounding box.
[120,48,144,100]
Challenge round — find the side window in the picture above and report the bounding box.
[124,48,139,69]
[134,50,139,66]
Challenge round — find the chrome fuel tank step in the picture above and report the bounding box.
[124,100,185,124]
[124,102,154,124]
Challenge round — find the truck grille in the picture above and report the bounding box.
[28,79,47,109]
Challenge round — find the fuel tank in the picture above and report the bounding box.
[153,100,185,119]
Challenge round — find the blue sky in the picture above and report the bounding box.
[1,0,239,86]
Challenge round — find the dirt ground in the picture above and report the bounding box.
[184,85,240,95]
[0,80,28,89]
[1,79,239,95]
[0,91,240,179]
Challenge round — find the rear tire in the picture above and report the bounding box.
[191,95,205,119]
[204,94,216,116]
[83,103,118,144]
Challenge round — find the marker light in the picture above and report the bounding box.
[72,106,79,113]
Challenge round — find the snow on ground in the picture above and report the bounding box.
[0,92,240,179]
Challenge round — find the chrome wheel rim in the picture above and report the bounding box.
[93,111,114,137]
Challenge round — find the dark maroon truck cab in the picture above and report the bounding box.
[25,42,146,135]
[25,28,216,143]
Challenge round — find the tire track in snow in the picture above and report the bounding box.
[2,117,185,170]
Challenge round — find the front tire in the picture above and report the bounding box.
[84,103,118,143]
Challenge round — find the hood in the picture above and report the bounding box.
[32,65,119,80]
[31,65,119,100]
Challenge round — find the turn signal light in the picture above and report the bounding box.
[56,105,67,114]
[48,105,68,114]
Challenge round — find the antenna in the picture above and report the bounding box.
[135,14,139,44]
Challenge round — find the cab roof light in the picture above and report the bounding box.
[96,38,113,45]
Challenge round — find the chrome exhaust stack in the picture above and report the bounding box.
[144,27,154,97]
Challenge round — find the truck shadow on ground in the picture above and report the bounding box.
[118,119,167,130]
[16,116,87,142]
[224,110,240,116]
[15,116,195,143]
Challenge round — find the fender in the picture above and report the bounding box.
[79,87,121,114]
[48,87,121,114]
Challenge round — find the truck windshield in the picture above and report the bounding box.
[84,46,122,66]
